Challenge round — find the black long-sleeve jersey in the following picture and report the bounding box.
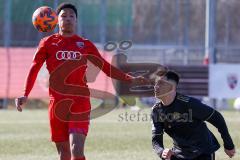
[151,93,235,159]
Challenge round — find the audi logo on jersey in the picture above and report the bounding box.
[56,51,82,60]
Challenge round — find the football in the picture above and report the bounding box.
[32,6,58,32]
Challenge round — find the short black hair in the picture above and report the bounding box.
[165,71,180,85]
[56,3,78,17]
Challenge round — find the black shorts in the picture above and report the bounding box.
[170,153,215,160]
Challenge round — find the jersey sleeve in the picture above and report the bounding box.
[207,110,235,150]
[188,98,215,120]
[151,107,164,158]
[85,40,133,82]
[23,38,47,97]
[189,98,235,150]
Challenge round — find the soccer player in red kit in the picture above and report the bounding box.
[15,3,145,160]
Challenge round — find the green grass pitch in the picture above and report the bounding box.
[0,108,239,160]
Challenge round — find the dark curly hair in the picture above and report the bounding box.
[56,3,77,17]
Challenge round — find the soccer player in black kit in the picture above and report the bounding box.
[151,71,236,160]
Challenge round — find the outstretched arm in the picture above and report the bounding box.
[23,61,44,97]
[16,39,47,111]
[85,41,133,82]
[206,110,235,158]
[190,98,235,158]
[16,62,43,112]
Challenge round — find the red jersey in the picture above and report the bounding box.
[23,33,132,99]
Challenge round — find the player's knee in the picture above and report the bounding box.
[57,150,71,160]
[58,148,71,160]
[59,154,71,160]
[56,143,71,160]
[71,143,84,157]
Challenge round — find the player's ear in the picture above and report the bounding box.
[173,81,178,90]
[74,15,77,22]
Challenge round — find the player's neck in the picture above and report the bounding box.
[59,30,75,37]
[161,92,176,106]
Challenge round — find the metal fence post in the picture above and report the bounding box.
[205,0,217,108]
[205,0,216,64]
[156,0,161,44]
[3,0,12,109]
[183,0,190,65]
[175,0,180,45]
[100,0,108,107]
[100,0,106,46]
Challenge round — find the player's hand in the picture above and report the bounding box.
[224,148,236,158]
[15,96,27,112]
[161,148,173,160]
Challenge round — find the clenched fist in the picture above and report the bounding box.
[161,148,174,160]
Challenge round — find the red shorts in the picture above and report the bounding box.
[48,97,91,142]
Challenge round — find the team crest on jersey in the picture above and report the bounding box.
[227,73,238,90]
[76,42,84,48]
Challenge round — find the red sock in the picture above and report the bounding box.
[71,157,85,160]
